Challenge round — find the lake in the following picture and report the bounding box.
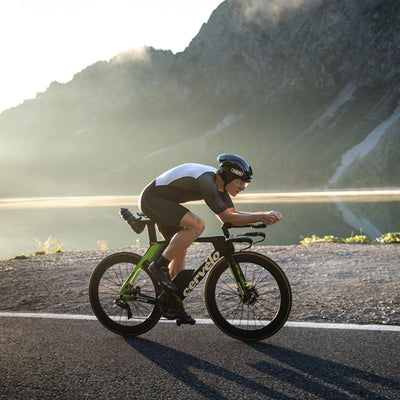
[1,189,399,259]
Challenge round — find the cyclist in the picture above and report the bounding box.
[139,154,282,325]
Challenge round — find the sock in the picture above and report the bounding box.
[155,255,170,269]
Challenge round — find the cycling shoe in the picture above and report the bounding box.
[176,312,196,326]
[149,262,178,292]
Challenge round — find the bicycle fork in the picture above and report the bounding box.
[226,254,254,303]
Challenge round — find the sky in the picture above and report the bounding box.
[0,0,222,114]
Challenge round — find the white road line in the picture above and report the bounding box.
[1,312,399,332]
[284,321,400,332]
[0,312,98,320]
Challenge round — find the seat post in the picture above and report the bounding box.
[147,221,158,244]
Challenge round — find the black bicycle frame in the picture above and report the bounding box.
[179,235,253,300]
[119,211,259,302]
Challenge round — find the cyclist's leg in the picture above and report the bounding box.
[152,213,201,326]
[163,211,205,262]
[153,224,187,278]
[140,186,204,291]
[169,250,186,279]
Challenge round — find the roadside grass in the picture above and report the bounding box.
[32,236,65,256]
[7,236,65,260]
[5,237,111,261]
[375,232,400,243]
[301,232,400,244]
[3,232,399,261]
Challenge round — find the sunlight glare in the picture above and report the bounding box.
[1,190,400,210]
[0,0,222,113]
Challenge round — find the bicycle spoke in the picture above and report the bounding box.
[207,253,291,338]
[96,260,157,326]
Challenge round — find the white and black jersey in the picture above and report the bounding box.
[154,163,233,214]
[139,163,233,238]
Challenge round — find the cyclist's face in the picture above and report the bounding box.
[225,178,248,196]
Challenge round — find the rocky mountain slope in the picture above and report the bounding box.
[1,0,399,197]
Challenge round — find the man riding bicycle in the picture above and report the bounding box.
[139,154,282,325]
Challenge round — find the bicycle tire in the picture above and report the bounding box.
[205,251,291,342]
[89,252,161,336]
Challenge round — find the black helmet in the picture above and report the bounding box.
[217,154,253,183]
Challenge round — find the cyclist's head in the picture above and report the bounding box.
[217,154,253,184]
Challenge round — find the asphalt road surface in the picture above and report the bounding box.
[1,316,399,399]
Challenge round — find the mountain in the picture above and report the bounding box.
[1,0,399,197]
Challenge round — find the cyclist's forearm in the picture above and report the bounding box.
[218,209,281,226]
[227,211,261,225]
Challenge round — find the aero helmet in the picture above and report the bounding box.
[217,154,253,184]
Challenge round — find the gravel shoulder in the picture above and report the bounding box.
[0,243,399,325]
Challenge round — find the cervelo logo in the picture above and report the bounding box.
[231,167,244,177]
[183,251,220,296]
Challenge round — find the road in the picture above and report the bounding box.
[1,316,399,399]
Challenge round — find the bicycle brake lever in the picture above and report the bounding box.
[234,232,265,238]
[252,223,267,229]
[226,237,253,245]
[232,232,266,245]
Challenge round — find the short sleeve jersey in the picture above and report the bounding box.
[154,163,233,214]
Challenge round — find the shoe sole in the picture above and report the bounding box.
[176,320,196,326]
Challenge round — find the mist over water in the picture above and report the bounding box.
[1,190,399,259]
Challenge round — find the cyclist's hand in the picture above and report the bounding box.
[260,211,282,225]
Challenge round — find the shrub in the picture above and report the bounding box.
[33,236,65,255]
[300,235,344,244]
[376,232,400,243]
[301,232,400,244]
[343,235,372,243]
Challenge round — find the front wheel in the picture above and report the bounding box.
[205,251,291,342]
[89,252,161,336]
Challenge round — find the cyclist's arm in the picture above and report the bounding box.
[198,172,232,214]
[218,208,282,226]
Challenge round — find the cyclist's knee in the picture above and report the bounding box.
[192,217,205,237]
[181,212,205,237]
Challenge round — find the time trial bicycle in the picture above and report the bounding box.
[88,208,292,342]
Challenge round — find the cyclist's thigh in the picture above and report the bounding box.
[179,211,205,233]
[140,182,189,227]
[157,223,183,242]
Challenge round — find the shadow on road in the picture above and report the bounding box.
[124,336,288,399]
[124,336,399,399]
[248,342,400,399]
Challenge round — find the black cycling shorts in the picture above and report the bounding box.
[139,181,186,241]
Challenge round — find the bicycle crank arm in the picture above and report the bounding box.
[119,293,157,305]
[136,294,157,305]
